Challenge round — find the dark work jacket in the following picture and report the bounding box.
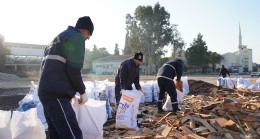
[157,60,183,81]
[38,26,86,99]
[219,67,230,78]
[115,58,141,90]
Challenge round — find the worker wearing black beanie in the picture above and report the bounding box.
[38,16,94,139]
[75,16,94,35]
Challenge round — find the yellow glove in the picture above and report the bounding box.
[175,81,183,92]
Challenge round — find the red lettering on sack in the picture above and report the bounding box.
[122,95,134,102]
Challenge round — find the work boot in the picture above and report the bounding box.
[172,103,181,115]
[157,101,165,113]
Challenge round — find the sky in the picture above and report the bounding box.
[1,0,260,63]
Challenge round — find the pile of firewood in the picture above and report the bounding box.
[103,90,260,139]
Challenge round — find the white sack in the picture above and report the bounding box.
[140,81,153,103]
[180,76,190,94]
[11,108,46,139]
[0,110,12,139]
[36,102,48,129]
[152,81,159,101]
[162,90,185,111]
[72,99,106,139]
[116,90,142,129]
[226,78,236,89]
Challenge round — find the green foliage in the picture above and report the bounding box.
[123,33,132,55]
[124,3,174,66]
[208,51,223,72]
[0,42,10,71]
[185,33,223,73]
[171,25,185,59]
[114,43,120,55]
[185,33,209,72]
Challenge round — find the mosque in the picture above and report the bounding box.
[220,24,252,73]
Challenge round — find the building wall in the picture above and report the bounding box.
[242,47,252,71]
[5,42,45,57]
[220,47,253,73]
[92,61,121,75]
[4,42,46,71]
[221,52,238,67]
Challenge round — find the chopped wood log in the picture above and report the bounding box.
[235,115,248,136]
[223,133,234,139]
[245,122,259,138]
[161,124,172,137]
[193,126,208,133]
[155,112,172,125]
[181,115,191,124]
[193,117,217,132]
[141,127,155,135]
[180,126,206,139]
[209,117,229,127]
[236,115,260,122]
[165,119,185,138]
[222,101,241,112]
[206,132,223,139]
[190,118,196,129]
[256,127,260,136]
[209,120,225,132]
[224,120,240,132]
[125,135,152,139]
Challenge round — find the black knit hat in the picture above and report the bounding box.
[134,52,143,62]
[75,16,94,35]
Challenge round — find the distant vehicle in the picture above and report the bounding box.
[251,71,260,77]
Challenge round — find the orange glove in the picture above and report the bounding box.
[175,81,183,92]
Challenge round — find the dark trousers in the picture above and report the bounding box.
[157,77,177,103]
[39,96,82,139]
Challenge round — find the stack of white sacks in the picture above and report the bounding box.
[217,77,260,91]
[0,76,191,138]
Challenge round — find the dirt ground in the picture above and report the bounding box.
[0,74,257,111]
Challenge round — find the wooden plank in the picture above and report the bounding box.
[209,120,225,132]
[189,118,196,129]
[226,114,248,136]
[193,117,217,132]
[224,133,234,139]
[155,112,172,125]
[209,117,229,127]
[181,115,191,124]
[161,125,172,137]
[165,120,184,139]
[180,126,206,139]
[245,122,259,138]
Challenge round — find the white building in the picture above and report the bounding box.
[4,42,46,71]
[220,24,252,73]
[92,55,132,75]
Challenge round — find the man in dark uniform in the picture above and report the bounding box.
[156,59,183,115]
[115,52,143,105]
[38,16,94,139]
[219,65,230,78]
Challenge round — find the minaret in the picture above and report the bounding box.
[238,23,243,73]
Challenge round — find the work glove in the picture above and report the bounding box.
[79,93,88,104]
[175,81,183,92]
